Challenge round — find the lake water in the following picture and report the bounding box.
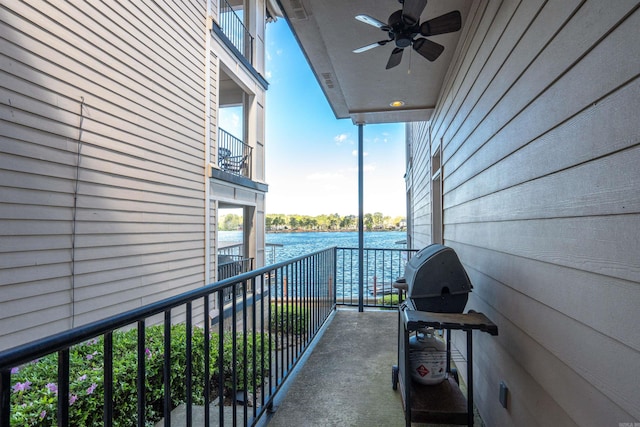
[219,230,410,299]
[219,230,407,263]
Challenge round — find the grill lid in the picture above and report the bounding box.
[404,244,472,299]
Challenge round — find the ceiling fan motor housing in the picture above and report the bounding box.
[388,9,418,48]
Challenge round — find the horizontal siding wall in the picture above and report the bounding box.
[0,0,207,349]
[406,121,432,246]
[409,0,640,425]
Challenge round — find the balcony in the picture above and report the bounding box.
[218,128,253,179]
[217,0,254,65]
[0,247,487,426]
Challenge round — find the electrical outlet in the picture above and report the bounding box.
[499,381,508,409]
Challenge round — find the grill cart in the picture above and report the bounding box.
[392,244,498,427]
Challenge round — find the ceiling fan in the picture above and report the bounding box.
[353,0,462,69]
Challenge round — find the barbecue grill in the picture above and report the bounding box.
[392,244,498,427]
[401,243,472,313]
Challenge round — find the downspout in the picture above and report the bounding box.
[204,1,213,286]
[358,123,364,312]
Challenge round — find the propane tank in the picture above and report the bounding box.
[408,328,447,385]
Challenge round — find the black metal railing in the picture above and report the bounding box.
[218,255,254,302]
[218,128,252,179]
[0,249,336,427]
[219,0,253,63]
[218,255,253,281]
[219,243,281,265]
[218,242,244,258]
[335,247,417,308]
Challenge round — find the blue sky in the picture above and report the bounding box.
[237,18,407,218]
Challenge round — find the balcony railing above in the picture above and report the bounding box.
[219,0,254,64]
[218,127,252,179]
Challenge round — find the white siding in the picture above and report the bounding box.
[408,0,640,425]
[1,0,207,349]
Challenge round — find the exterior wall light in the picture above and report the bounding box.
[390,100,405,107]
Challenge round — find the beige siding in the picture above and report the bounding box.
[210,199,219,283]
[409,0,640,425]
[1,0,207,349]
[406,121,432,245]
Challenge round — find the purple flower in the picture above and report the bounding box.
[10,367,20,374]
[86,383,97,395]
[12,381,31,392]
[78,374,87,381]
[145,348,152,359]
[40,410,46,419]
[69,394,78,405]
[46,383,58,394]
[86,354,93,360]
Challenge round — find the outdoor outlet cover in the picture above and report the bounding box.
[499,381,508,409]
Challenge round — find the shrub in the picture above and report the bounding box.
[9,324,270,426]
[380,294,400,306]
[219,332,268,395]
[270,304,308,335]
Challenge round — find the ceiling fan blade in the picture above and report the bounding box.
[419,11,462,36]
[353,40,389,53]
[386,47,404,69]
[355,14,387,29]
[413,37,445,61]
[401,0,427,26]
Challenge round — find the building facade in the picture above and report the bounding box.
[0,0,278,350]
[405,1,640,425]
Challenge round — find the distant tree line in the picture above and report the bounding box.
[265,213,406,232]
[219,213,242,231]
[218,213,407,232]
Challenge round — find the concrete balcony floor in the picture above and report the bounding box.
[266,309,484,427]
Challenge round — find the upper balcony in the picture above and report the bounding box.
[217,0,254,66]
[218,128,253,180]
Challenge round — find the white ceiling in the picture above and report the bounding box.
[275,0,471,124]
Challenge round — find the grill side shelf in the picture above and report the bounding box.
[400,305,498,336]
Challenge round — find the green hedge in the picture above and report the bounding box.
[270,304,308,335]
[380,294,400,306]
[9,324,270,427]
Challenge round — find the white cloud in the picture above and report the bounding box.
[351,150,368,157]
[334,133,349,144]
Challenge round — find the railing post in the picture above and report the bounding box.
[104,332,113,427]
[57,349,70,427]
[1,369,10,427]
[358,123,364,312]
[137,321,146,427]
[333,247,337,307]
[163,311,171,427]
